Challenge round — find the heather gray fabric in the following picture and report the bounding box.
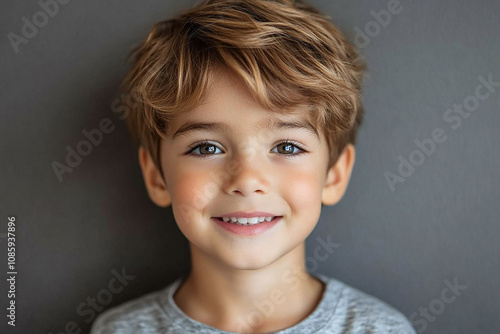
[90,272,416,333]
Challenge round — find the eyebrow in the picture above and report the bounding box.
[171,118,320,141]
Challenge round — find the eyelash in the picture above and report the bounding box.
[185,139,308,159]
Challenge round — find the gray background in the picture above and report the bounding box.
[1,0,499,333]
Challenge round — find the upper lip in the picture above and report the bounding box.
[214,211,279,218]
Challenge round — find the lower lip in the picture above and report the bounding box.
[212,217,282,236]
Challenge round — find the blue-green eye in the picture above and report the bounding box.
[187,142,223,156]
[272,141,306,156]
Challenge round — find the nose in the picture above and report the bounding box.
[223,153,271,196]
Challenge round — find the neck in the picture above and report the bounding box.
[173,242,325,333]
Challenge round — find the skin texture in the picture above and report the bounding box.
[138,70,356,333]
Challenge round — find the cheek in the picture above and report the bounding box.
[282,168,323,213]
[171,169,215,212]
[169,169,214,237]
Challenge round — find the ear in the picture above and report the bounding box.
[322,144,356,206]
[138,146,172,207]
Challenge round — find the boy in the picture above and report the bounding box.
[91,0,416,333]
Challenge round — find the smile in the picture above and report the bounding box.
[212,216,283,236]
[214,216,277,225]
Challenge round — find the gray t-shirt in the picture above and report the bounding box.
[90,272,416,333]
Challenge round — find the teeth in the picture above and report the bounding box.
[220,216,275,225]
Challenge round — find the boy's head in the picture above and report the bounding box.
[123,0,366,179]
[121,0,366,267]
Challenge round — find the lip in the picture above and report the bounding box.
[214,211,278,218]
[211,216,282,237]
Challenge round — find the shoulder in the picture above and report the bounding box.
[89,287,173,334]
[320,275,416,334]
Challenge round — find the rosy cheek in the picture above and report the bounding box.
[171,170,217,213]
[284,171,321,209]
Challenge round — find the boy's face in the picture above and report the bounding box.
[139,70,355,270]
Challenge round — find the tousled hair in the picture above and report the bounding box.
[121,0,367,179]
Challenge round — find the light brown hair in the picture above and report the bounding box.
[121,0,366,179]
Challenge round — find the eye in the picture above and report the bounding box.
[186,141,224,158]
[272,140,307,157]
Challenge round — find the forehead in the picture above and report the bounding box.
[167,69,320,139]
